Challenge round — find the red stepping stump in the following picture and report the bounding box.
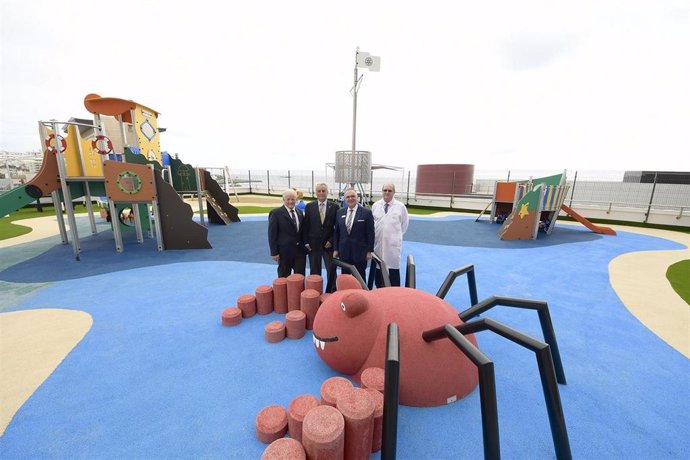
[336,387,375,460]
[320,376,353,407]
[360,367,385,393]
[305,274,323,294]
[285,310,306,339]
[286,274,305,311]
[365,388,384,453]
[319,293,331,305]
[287,394,319,443]
[256,404,288,444]
[221,307,242,327]
[255,285,274,315]
[300,289,320,330]
[237,294,257,318]
[264,321,286,343]
[272,278,288,314]
[301,405,345,460]
[261,437,306,460]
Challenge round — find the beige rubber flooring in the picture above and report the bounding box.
[1,198,688,436]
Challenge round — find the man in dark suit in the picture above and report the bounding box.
[333,188,375,280]
[268,189,306,277]
[303,183,339,291]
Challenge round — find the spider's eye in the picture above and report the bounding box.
[340,293,369,318]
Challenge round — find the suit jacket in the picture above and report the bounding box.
[302,199,338,250]
[333,204,375,263]
[268,206,305,257]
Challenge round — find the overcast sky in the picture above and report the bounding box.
[1,0,689,173]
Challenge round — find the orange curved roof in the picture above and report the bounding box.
[83,93,160,117]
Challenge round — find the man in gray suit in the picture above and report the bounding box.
[303,183,339,291]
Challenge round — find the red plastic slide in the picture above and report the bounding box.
[560,204,616,235]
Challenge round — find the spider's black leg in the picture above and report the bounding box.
[435,264,479,306]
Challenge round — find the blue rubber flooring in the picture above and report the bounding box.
[0,215,688,459]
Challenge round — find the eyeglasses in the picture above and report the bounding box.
[382,189,393,192]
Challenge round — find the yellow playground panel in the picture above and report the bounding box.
[133,104,162,164]
[61,124,105,177]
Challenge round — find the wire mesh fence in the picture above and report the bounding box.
[3,154,688,220]
[218,169,689,214]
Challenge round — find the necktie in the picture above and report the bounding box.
[384,202,389,214]
[319,202,325,224]
[290,209,298,230]
[346,208,354,234]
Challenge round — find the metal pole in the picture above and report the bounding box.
[406,171,411,205]
[52,121,81,260]
[133,204,144,243]
[150,165,164,251]
[196,167,205,226]
[507,170,511,182]
[369,170,373,205]
[450,171,456,208]
[568,171,578,208]
[118,114,128,146]
[248,170,253,194]
[266,170,270,194]
[644,172,658,223]
[288,170,291,189]
[52,190,68,244]
[311,170,315,197]
[109,200,124,253]
[352,50,359,157]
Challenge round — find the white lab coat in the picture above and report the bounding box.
[372,198,409,269]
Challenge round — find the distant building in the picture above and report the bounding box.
[623,171,690,185]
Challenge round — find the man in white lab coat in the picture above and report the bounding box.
[371,183,409,287]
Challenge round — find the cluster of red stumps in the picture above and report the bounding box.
[220,273,330,339]
[220,274,387,458]
[256,370,386,459]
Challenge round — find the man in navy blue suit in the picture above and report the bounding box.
[333,188,375,280]
[268,189,307,277]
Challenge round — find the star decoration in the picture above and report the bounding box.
[518,203,530,219]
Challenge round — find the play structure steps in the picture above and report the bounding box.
[202,170,240,224]
[560,204,616,235]
[154,170,212,249]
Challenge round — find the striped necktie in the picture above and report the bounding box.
[346,208,354,234]
[319,202,325,224]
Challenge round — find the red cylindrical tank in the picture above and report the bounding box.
[415,164,474,195]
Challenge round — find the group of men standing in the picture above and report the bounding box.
[267,183,409,291]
